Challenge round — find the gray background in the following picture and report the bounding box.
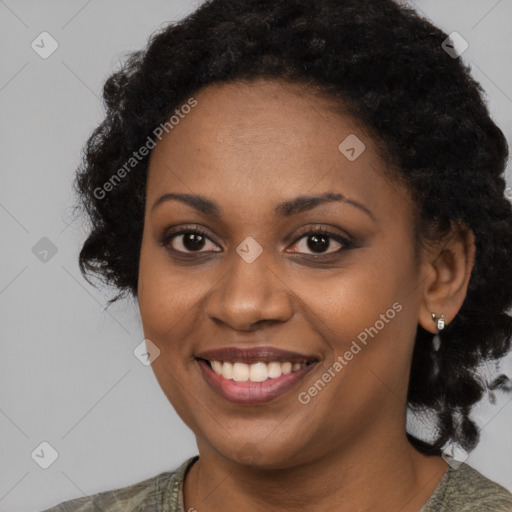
[1,1,511,511]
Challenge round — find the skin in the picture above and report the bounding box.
[137,79,476,512]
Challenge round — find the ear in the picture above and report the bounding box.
[418,224,476,334]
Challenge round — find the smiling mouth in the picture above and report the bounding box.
[194,346,319,404]
[195,347,319,405]
[198,359,315,383]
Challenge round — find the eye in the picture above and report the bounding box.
[161,225,353,256]
[162,227,221,253]
[287,228,352,256]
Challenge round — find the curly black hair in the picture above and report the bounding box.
[74,0,512,456]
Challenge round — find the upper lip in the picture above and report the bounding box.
[196,346,319,364]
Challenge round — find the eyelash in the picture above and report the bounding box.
[160,225,354,258]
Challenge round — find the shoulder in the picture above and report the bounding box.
[40,456,198,512]
[422,462,512,512]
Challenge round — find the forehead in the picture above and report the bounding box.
[146,79,409,222]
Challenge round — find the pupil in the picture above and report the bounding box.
[184,233,205,251]
[308,234,329,253]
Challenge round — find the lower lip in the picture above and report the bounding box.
[196,359,316,405]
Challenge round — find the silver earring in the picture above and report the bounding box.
[431,313,445,352]
[430,313,445,378]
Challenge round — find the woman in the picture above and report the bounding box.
[44,0,512,510]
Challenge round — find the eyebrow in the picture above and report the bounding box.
[151,192,374,220]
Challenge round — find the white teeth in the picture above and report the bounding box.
[221,361,233,380]
[233,362,250,382]
[211,361,223,375]
[249,362,268,382]
[282,362,292,375]
[209,360,308,382]
[267,361,283,378]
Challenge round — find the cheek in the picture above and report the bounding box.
[299,248,418,386]
[137,245,201,424]
[137,242,204,339]
[295,255,403,334]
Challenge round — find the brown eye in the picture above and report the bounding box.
[288,229,350,255]
[163,229,221,253]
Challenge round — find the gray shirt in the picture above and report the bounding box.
[41,456,512,511]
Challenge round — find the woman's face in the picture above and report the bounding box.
[138,79,429,468]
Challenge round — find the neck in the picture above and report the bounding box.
[183,430,448,512]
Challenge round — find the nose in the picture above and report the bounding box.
[205,253,294,331]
